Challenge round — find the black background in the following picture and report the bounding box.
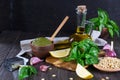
[0,0,120,35]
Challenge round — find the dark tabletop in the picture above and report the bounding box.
[0,31,120,80]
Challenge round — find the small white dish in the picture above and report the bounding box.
[94,38,107,46]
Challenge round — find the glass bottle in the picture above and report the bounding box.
[54,5,92,50]
[70,5,91,42]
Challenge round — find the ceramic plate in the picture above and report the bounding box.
[93,57,120,72]
[93,64,120,72]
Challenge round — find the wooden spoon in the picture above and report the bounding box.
[49,16,69,41]
[30,16,69,58]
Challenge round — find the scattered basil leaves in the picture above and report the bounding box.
[63,38,100,66]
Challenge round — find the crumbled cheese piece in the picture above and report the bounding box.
[101,78,105,80]
[69,77,73,80]
[105,76,109,80]
[49,67,52,70]
[52,74,56,77]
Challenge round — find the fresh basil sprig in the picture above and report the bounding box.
[63,39,100,66]
[18,65,37,80]
[86,8,119,38]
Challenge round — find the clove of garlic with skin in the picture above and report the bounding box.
[105,49,116,57]
[39,65,49,72]
[103,41,116,57]
[30,57,43,65]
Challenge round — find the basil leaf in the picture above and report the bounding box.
[109,20,119,36]
[78,42,87,52]
[70,46,78,59]
[85,56,99,65]
[108,28,114,38]
[84,39,98,47]
[98,8,104,18]
[90,18,99,29]
[109,20,119,30]
[90,17,98,23]
[71,41,78,48]
[89,47,99,57]
[114,29,119,37]
[28,66,37,75]
[85,24,92,34]
[105,24,112,29]
[63,46,78,61]
[77,58,85,66]
[19,66,29,80]
[98,24,104,32]
[98,8,108,24]
[85,54,92,59]
[83,43,90,52]
[18,65,37,80]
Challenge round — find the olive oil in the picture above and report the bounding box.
[54,39,70,50]
[70,5,91,42]
[54,5,92,50]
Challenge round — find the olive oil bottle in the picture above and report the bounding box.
[54,5,92,50]
[70,5,91,42]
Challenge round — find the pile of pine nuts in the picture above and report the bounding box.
[96,57,120,69]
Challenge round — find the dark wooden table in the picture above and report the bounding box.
[0,31,120,80]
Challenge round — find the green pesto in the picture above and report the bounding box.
[32,37,52,46]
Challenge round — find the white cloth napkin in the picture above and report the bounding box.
[91,30,101,41]
[16,33,107,65]
[16,37,69,65]
[91,30,107,46]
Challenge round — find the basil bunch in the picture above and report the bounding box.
[63,39,100,66]
[86,8,119,38]
[18,65,37,80]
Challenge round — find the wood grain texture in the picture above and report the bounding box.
[0,31,120,80]
[46,56,77,71]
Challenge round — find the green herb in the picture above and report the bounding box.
[63,38,100,66]
[86,8,119,38]
[18,65,37,80]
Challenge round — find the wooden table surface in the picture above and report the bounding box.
[0,31,120,80]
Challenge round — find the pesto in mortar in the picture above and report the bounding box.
[32,37,52,47]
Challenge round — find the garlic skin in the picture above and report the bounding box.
[103,44,116,57]
[39,65,49,72]
[30,57,43,65]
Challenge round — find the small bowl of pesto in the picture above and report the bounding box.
[30,37,54,59]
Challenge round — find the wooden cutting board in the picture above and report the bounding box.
[46,56,78,71]
[45,50,105,71]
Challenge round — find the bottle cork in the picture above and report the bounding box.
[76,5,87,13]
